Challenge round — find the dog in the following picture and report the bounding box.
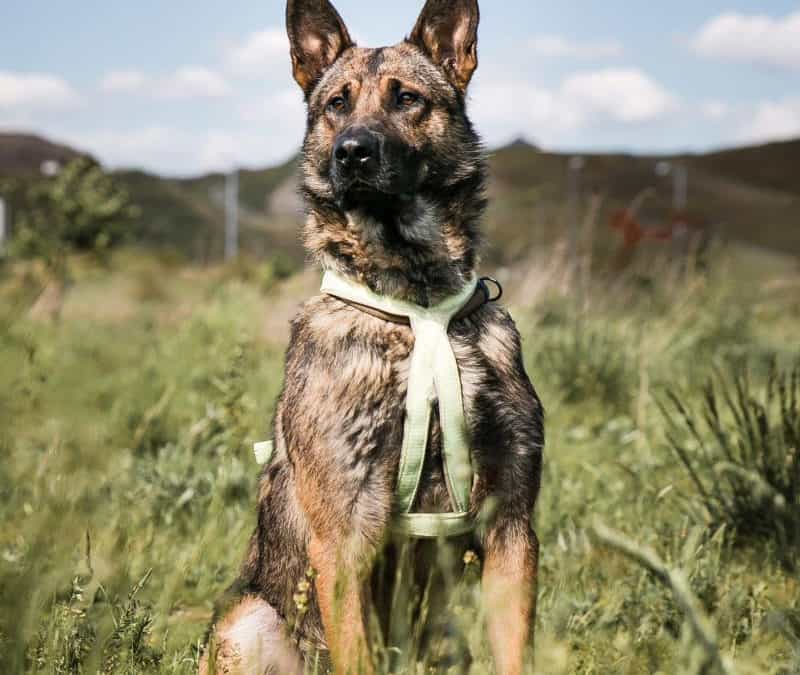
[200,0,543,673]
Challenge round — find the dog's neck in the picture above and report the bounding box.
[303,193,483,307]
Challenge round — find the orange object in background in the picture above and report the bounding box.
[610,208,684,248]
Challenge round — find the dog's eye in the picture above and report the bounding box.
[397,91,420,107]
[327,96,347,113]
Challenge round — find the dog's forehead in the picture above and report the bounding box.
[313,43,452,100]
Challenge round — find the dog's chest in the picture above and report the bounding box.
[293,302,501,516]
[360,323,486,513]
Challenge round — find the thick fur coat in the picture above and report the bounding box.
[201,1,543,673]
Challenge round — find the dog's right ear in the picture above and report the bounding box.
[286,0,354,96]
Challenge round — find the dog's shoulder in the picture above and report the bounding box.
[451,301,522,365]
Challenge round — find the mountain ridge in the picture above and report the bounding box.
[1,132,798,259]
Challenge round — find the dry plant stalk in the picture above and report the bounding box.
[589,521,737,675]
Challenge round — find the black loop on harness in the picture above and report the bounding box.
[480,277,503,302]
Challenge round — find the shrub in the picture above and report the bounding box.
[536,320,635,413]
[2,158,139,276]
[659,360,800,569]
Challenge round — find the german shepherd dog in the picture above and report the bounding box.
[201,0,543,673]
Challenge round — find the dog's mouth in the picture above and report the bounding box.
[334,175,414,213]
[337,183,415,222]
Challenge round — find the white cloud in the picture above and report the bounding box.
[528,35,624,59]
[99,66,230,99]
[471,68,677,147]
[700,100,730,121]
[0,71,81,110]
[692,11,800,70]
[470,82,582,139]
[158,67,230,99]
[239,88,304,123]
[561,68,677,123]
[100,70,148,93]
[224,28,289,77]
[66,121,300,176]
[737,99,800,144]
[70,127,192,170]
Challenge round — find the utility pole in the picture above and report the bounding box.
[673,164,688,211]
[567,155,585,265]
[0,196,7,254]
[224,168,239,261]
[656,161,688,211]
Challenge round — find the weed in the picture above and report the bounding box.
[536,319,635,413]
[660,360,800,569]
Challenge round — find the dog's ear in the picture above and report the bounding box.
[409,0,479,93]
[286,0,354,95]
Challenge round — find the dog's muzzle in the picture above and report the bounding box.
[332,126,380,186]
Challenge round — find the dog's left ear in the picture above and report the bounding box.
[286,0,354,95]
[409,0,480,93]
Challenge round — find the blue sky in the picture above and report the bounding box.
[1,1,799,175]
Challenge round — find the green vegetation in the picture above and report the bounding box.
[0,157,139,323]
[661,362,800,570]
[484,140,800,263]
[1,158,138,266]
[2,129,800,675]
[1,238,798,673]
[113,159,302,264]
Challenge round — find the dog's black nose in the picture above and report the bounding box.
[333,127,379,173]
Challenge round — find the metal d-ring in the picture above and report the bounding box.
[480,277,503,302]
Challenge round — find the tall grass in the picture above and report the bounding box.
[1,245,799,673]
[660,361,800,569]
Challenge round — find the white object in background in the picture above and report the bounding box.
[41,159,61,177]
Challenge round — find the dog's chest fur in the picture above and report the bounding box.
[281,294,515,516]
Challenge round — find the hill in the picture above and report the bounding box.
[112,159,302,262]
[1,133,798,261]
[484,140,800,261]
[0,132,89,176]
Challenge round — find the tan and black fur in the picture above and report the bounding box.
[201,1,543,673]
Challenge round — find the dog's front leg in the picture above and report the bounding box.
[309,531,376,675]
[482,519,539,675]
[291,446,391,675]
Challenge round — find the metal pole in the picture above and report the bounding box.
[567,156,585,264]
[674,164,688,211]
[0,197,7,253]
[224,169,239,261]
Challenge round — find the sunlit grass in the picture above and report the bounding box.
[1,244,799,673]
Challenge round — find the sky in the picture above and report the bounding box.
[1,1,799,176]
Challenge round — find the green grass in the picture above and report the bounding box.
[1,244,799,674]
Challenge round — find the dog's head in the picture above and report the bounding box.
[286,0,486,301]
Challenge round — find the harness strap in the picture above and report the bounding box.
[334,279,491,326]
[320,270,480,539]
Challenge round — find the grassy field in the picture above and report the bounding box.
[1,241,799,674]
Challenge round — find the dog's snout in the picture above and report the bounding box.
[333,128,379,172]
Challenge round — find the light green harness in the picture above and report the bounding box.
[255,271,481,539]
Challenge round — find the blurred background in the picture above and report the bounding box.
[1,2,799,674]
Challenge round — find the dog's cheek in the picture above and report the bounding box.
[304,119,338,182]
[422,107,450,145]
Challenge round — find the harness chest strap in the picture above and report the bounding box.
[255,271,489,540]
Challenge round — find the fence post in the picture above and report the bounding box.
[567,156,585,268]
[0,196,7,254]
[224,169,239,261]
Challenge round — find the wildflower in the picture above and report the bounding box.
[463,550,479,566]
